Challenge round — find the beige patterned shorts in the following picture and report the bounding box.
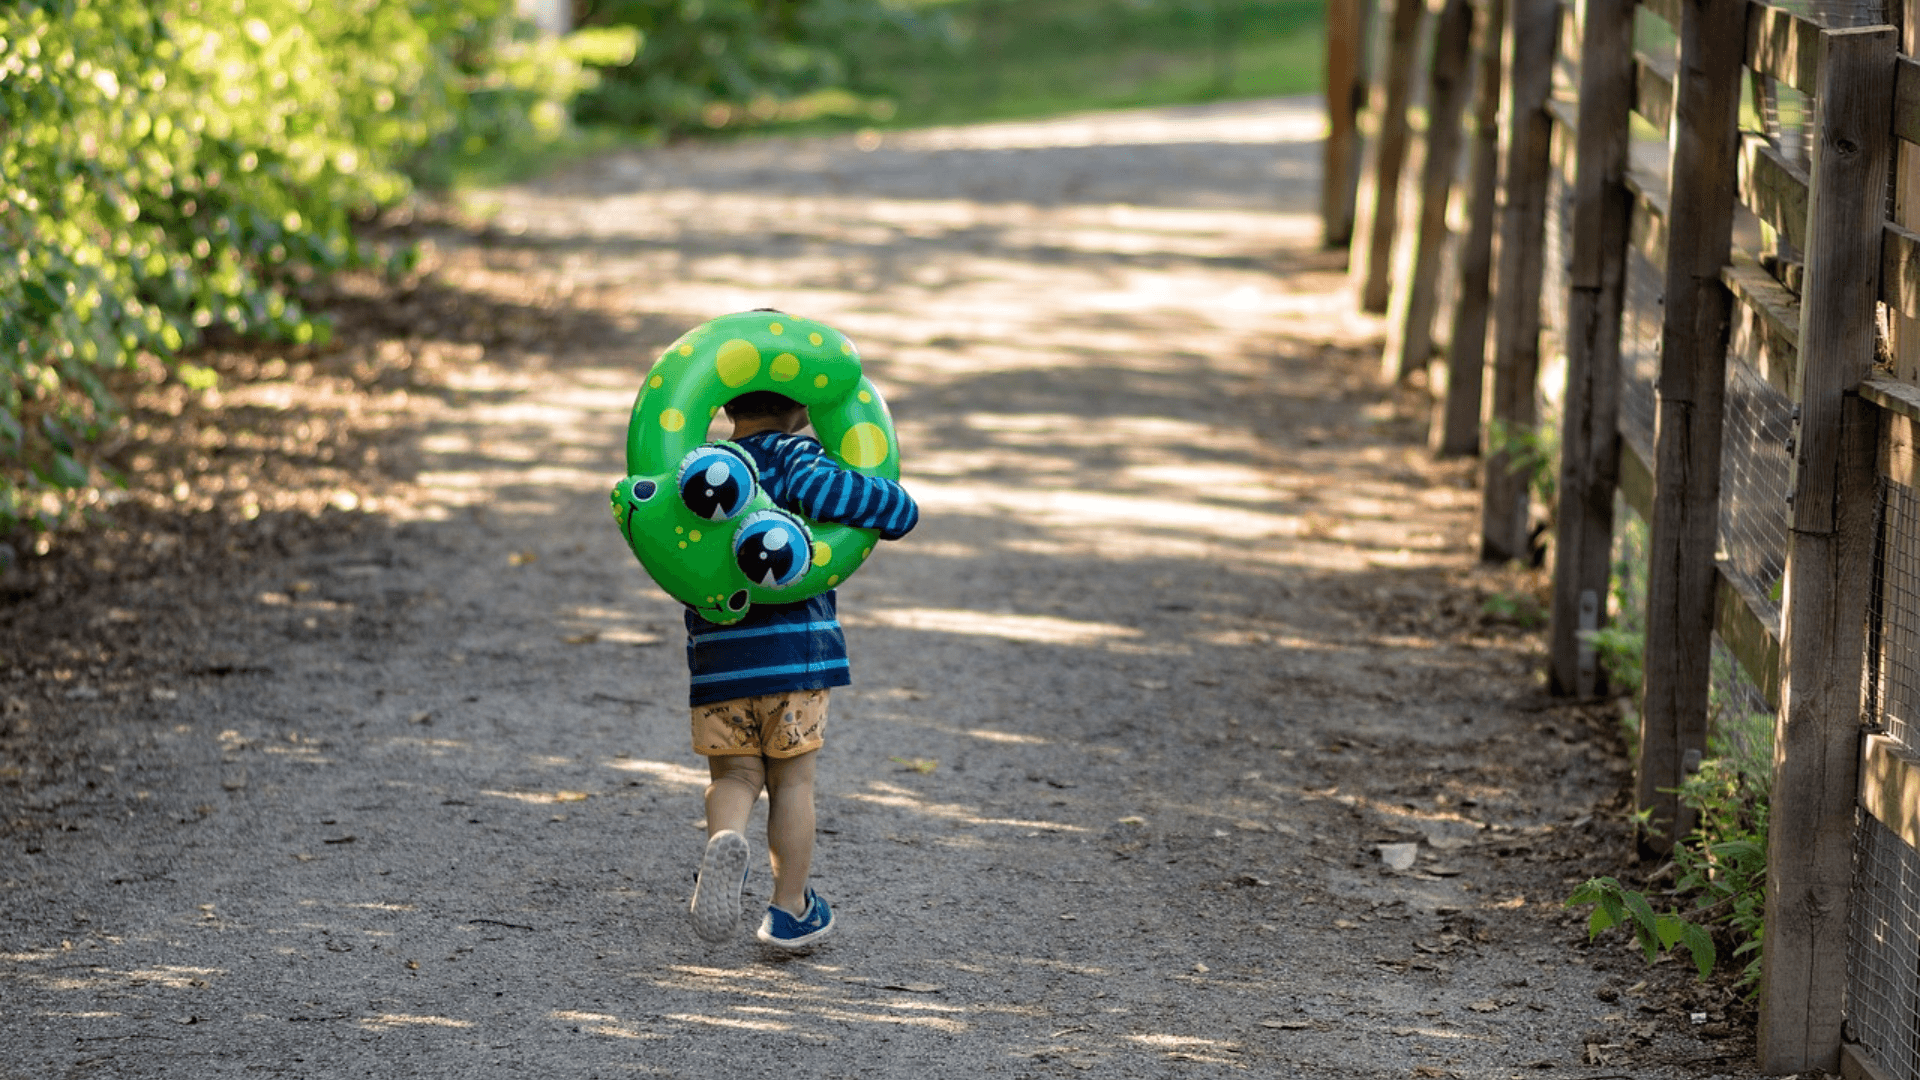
[690,689,829,758]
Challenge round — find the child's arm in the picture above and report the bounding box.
[764,434,919,540]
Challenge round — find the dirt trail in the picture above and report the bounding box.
[1,100,1755,1078]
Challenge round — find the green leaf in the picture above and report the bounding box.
[1680,923,1717,979]
[21,278,61,316]
[38,451,87,488]
[1654,915,1687,951]
[1567,878,1610,905]
[1619,888,1660,940]
[1588,905,1619,938]
[176,362,219,391]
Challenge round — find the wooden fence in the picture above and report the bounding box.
[1329,0,1920,1074]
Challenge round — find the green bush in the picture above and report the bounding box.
[0,0,623,538]
[572,0,906,133]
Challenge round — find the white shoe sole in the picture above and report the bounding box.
[690,830,749,943]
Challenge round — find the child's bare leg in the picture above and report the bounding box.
[705,754,766,837]
[763,750,817,914]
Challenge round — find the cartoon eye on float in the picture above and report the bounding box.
[610,477,658,531]
[676,445,756,521]
[733,510,813,590]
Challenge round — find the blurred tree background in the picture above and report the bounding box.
[0,0,1322,542]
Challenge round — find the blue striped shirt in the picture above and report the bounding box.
[683,430,918,706]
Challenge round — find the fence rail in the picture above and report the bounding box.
[1327,0,1920,1073]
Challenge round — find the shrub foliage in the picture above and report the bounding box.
[0,0,629,537]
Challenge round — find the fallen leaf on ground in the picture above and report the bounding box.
[889,757,937,773]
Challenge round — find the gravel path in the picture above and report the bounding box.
[1,99,1756,1078]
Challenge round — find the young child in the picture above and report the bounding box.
[686,388,918,949]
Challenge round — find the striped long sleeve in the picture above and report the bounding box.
[743,432,919,540]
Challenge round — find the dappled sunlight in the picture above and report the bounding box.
[844,786,1086,833]
[12,962,228,994]
[811,1007,967,1031]
[479,788,594,805]
[606,758,709,786]
[885,101,1326,150]
[1121,462,1297,502]
[852,607,1139,646]
[386,735,473,751]
[914,481,1297,538]
[358,1013,472,1030]
[552,1010,667,1040]
[964,728,1049,745]
[664,1012,795,1032]
[1129,1033,1240,1049]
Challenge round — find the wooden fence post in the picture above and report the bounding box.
[1432,0,1508,456]
[1480,0,1559,561]
[1632,0,1747,849]
[1545,0,1634,696]
[1757,25,1894,1075]
[1351,0,1427,313]
[1383,0,1478,382]
[1891,5,1920,385]
[1324,0,1370,248]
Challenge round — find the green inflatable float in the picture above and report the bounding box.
[610,311,899,625]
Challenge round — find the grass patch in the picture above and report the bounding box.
[852,0,1328,128]
[444,124,660,190]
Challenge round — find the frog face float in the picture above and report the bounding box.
[611,311,899,624]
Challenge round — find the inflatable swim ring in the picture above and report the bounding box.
[610,311,899,625]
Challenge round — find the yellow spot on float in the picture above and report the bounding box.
[690,530,702,543]
[812,540,831,566]
[814,374,830,389]
[769,322,784,335]
[649,375,664,389]
[678,344,693,356]
[679,541,688,549]
[660,408,686,432]
[716,339,761,387]
[828,574,840,586]
[840,341,852,355]
[771,353,800,382]
[858,390,872,404]
[840,423,890,469]
[809,332,824,346]
[676,526,684,534]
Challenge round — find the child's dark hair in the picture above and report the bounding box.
[725,390,803,420]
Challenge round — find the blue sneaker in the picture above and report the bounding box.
[689,830,749,942]
[757,888,833,950]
